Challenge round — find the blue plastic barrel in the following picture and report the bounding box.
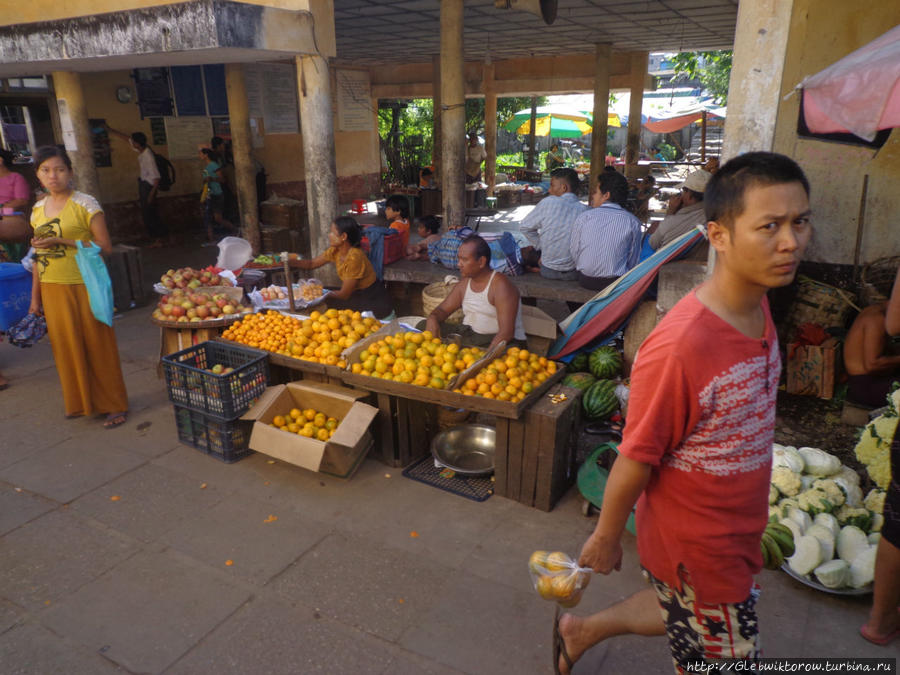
[0,262,32,331]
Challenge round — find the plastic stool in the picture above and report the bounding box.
[351,199,368,214]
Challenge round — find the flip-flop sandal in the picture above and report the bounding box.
[859,623,900,646]
[553,606,574,675]
[104,413,128,429]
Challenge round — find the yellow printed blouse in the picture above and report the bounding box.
[322,246,376,290]
[31,192,103,284]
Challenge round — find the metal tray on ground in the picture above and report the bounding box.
[780,563,872,595]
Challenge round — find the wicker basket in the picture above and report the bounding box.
[861,256,899,304]
[423,279,464,324]
[780,276,858,343]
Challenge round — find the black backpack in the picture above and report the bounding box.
[152,151,176,191]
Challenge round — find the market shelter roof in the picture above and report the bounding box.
[334,0,739,66]
[0,0,327,78]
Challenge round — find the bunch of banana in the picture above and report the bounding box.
[760,522,795,570]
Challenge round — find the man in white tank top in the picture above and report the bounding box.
[425,235,526,349]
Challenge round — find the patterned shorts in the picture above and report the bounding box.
[643,568,761,674]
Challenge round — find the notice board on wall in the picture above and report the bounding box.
[261,63,299,134]
[164,117,213,159]
[336,70,373,132]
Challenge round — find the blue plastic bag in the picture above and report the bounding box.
[74,241,113,326]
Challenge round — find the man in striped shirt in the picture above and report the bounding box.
[570,170,643,290]
[519,168,587,281]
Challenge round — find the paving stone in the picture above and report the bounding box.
[0,598,24,635]
[269,531,453,642]
[39,548,252,674]
[0,439,146,504]
[69,463,225,543]
[0,481,56,536]
[0,509,138,611]
[166,595,395,675]
[161,491,330,585]
[377,648,467,675]
[398,567,557,674]
[0,622,127,675]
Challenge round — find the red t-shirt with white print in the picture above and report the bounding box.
[619,290,778,604]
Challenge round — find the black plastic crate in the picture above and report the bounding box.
[174,405,254,463]
[162,341,268,421]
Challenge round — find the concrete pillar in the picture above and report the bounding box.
[440,0,465,229]
[483,61,497,197]
[51,71,100,198]
[721,0,794,160]
[296,54,338,260]
[625,52,648,176]
[590,43,611,197]
[225,63,261,254]
[432,54,442,184]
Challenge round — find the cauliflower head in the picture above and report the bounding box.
[771,467,802,497]
[811,479,846,508]
[835,504,873,532]
[797,488,835,515]
[863,489,886,514]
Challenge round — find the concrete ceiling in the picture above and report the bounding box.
[334,0,740,65]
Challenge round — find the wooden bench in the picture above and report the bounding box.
[381,259,596,304]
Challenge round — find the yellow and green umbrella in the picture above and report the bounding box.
[504,105,621,138]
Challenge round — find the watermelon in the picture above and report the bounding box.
[568,353,589,373]
[562,372,596,391]
[588,346,623,379]
[582,379,619,420]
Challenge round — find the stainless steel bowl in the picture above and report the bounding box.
[431,424,496,476]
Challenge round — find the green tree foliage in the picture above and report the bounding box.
[670,50,733,105]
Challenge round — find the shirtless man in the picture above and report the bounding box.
[844,302,900,407]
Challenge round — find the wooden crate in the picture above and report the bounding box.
[494,384,583,511]
[341,367,565,420]
[370,392,438,467]
[267,351,345,387]
[107,244,146,311]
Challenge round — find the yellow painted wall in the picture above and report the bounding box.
[78,67,378,205]
[774,2,900,265]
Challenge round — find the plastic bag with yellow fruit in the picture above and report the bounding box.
[528,550,592,608]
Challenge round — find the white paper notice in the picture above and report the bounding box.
[336,70,373,132]
[262,63,299,135]
[57,100,77,151]
[164,116,213,159]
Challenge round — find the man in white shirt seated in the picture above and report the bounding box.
[425,235,526,350]
[520,168,588,281]
[570,170,643,290]
[647,169,712,260]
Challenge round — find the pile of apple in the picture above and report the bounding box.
[159,267,225,290]
[152,288,251,323]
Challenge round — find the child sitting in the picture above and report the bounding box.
[406,215,442,261]
[383,194,411,249]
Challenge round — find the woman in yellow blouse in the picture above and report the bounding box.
[295,216,393,319]
[28,146,128,427]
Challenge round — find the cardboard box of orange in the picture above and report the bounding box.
[242,381,377,478]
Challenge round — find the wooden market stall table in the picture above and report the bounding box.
[382,259,596,304]
[243,336,583,511]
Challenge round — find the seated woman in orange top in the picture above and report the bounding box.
[294,216,394,319]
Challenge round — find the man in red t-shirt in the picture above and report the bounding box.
[555,153,813,674]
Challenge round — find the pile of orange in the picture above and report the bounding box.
[271,407,339,440]
[456,347,558,402]
[222,309,381,366]
[350,331,484,389]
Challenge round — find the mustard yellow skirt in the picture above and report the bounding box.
[41,282,128,417]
